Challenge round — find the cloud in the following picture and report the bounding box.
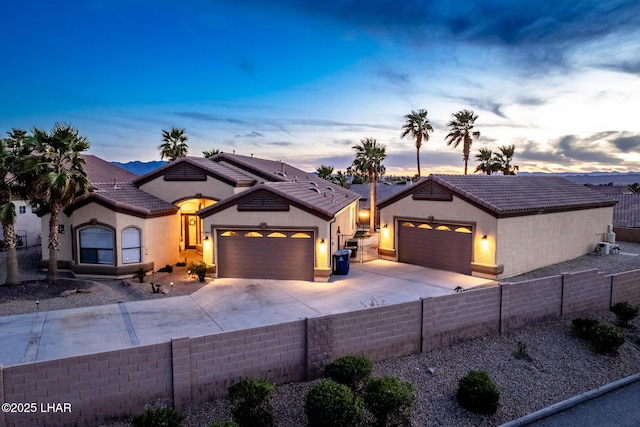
[600,60,640,75]
[611,133,640,151]
[173,111,248,125]
[235,131,263,138]
[554,134,619,163]
[236,58,256,77]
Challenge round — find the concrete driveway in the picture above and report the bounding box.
[0,260,495,366]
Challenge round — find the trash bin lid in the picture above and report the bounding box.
[334,249,351,256]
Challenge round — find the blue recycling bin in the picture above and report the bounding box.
[333,249,351,275]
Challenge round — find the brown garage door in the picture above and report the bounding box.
[217,230,315,280]
[398,221,472,274]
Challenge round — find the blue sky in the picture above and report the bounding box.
[2,0,640,175]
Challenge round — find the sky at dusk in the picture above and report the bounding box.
[2,0,640,175]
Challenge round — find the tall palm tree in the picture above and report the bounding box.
[445,110,481,175]
[334,170,349,188]
[351,137,386,232]
[27,124,90,284]
[495,144,519,175]
[159,127,189,161]
[401,109,434,178]
[474,148,499,175]
[316,164,335,181]
[0,129,31,285]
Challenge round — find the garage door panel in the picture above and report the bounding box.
[217,231,314,280]
[398,223,472,274]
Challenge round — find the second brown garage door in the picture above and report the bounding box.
[398,221,472,274]
[217,230,315,280]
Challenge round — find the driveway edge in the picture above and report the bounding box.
[498,372,640,427]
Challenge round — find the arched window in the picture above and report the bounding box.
[79,227,114,264]
[122,227,141,264]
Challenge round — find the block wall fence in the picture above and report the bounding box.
[2,269,639,426]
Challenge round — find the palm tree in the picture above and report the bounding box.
[0,129,32,285]
[474,148,499,175]
[401,109,434,178]
[445,110,481,175]
[334,170,349,188]
[26,124,90,284]
[351,137,386,232]
[159,127,189,161]
[494,144,519,175]
[316,165,335,181]
[202,149,220,158]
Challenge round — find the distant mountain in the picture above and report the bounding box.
[112,161,166,176]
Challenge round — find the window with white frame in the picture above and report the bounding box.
[79,227,114,264]
[122,227,141,264]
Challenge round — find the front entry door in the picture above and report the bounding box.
[184,214,199,249]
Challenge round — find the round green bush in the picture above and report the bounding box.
[364,376,417,427]
[610,302,639,328]
[131,407,185,427]
[572,317,600,340]
[323,355,373,391]
[228,378,275,427]
[589,323,625,355]
[456,370,500,415]
[305,379,365,427]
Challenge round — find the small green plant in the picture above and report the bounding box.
[364,376,417,427]
[572,317,600,340]
[228,378,275,427]
[610,302,639,328]
[456,370,500,415]
[589,323,625,355]
[189,261,207,282]
[305,379,365,427]
[131,407,185,427]
[133,268,146,283]
[208,421,240,427]
[324,355,373,392]
[514,341,531,361]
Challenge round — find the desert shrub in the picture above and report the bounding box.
[610,302,639,328]
[323,355,373,392]
[131,407,185,427]
[456,370,500,415]
[133,268,146,283]
[589,323,625,355]
[228,378,275,427]
[305,379,365,427]
[572,317,600,340]
[189,261,207,282]
[364,376,417,427]
[208,421,240,427]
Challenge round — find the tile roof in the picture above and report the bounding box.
[81,154,138,183]
[199,180,360,220]
[133,156,256,186]
[210,152,320,184]
[66,182,179,218]
[604,194,640,227]
[379,174,617,217]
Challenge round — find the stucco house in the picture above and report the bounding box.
[41,153,360,282]
[377,175,617,279]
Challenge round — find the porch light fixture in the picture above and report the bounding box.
[319,238,327,254]
[481,235,487,240]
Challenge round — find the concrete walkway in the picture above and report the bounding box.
[0,260,495,366]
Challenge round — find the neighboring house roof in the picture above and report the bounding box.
[209,152,316,183]
[133,156,256,187]
[81,154,138,183]
[588,185,634,195]
[349,183,409,209]
[378,175,617,218]
[603,194,640,227]
[198,180,360,221]
[66,182,179,218]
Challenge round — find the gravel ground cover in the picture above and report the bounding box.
[2,244,640,426]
